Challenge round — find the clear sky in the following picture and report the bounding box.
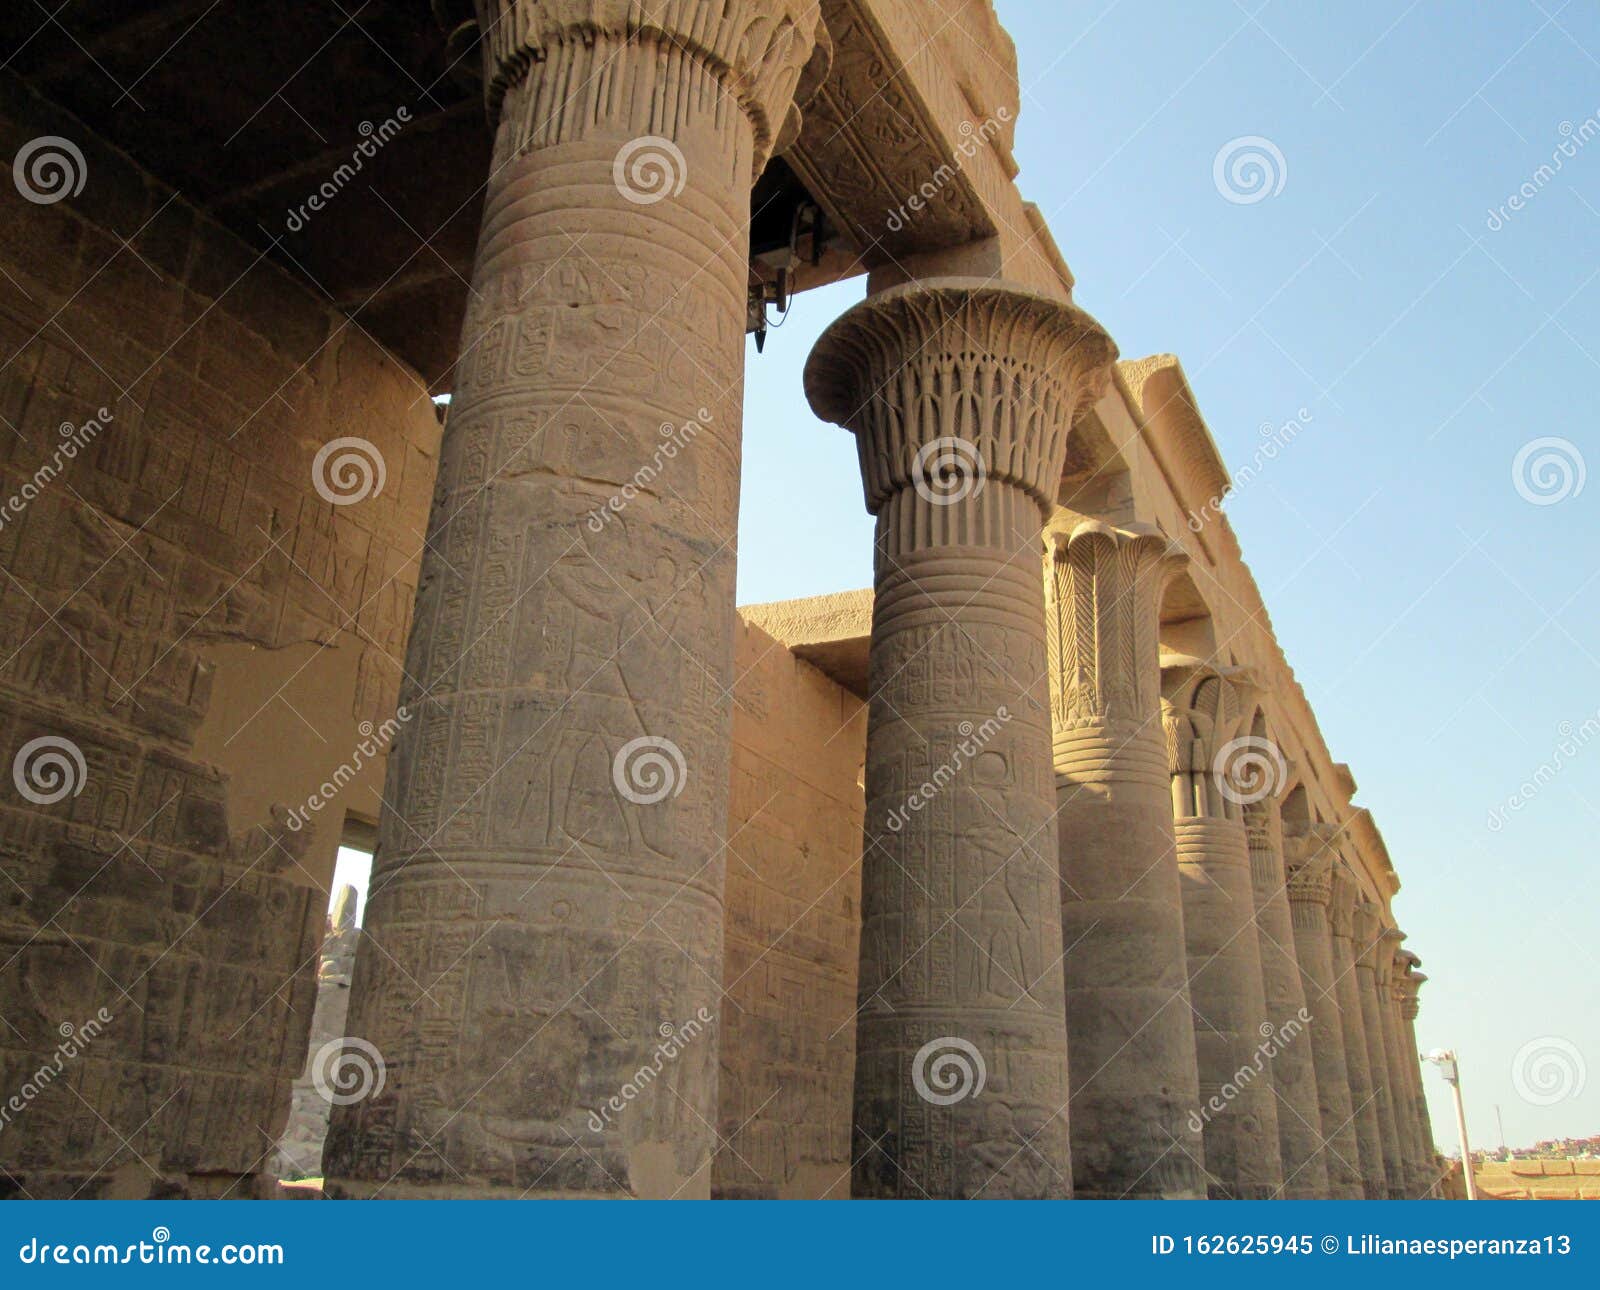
[735,1,1599,1154]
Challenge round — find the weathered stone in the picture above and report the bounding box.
[806,277,1115,1198]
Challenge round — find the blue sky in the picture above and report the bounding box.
[735,1,1599,1154]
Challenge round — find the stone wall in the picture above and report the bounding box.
[714,617,866,1198]
[270,887,360,1182]
[0,75,437,1197]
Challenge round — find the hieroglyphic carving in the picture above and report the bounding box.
[1328,860,1389,1198]
[1041,522,1205,1198]
[1161,658,1283,1199]
[806,278,1115,1198]
[329,3,822,1198]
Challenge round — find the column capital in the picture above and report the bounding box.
[1351,900,1384,969]
[474,0,823,174]
[1327,861,1362,939]
[1399,965,1428,1020]
[1043,521,1184,740]
[1283,825,1338,907]
[805,278,1117,519]
[1160,656,1266,819]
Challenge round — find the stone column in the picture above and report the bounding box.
[1282,824,1364,1198]
[1328,862,1387,1198]
[1354,902,1405,1198]
[805,279,1116,1198]
[326,1,821,1198]
[1161,658,1284,1199]
[1399,960,1438,1195]
[1388,945,1429,1198]
[1043,522,1206,1198]
[1241,783,1329,1197]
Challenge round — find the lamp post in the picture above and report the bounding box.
[1426,1049,1477,1200]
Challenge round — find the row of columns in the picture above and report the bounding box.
[323,0,1436,1198]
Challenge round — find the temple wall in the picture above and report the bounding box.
[0,77,436,1196]
[714,617,866,1199]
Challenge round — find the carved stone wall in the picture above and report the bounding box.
[714,618,865,1199]
[0,75,436,1198]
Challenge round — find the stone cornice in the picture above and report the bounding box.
[804,277,1116,515]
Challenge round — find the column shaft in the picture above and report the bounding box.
[806,280,1115,1198]
[327,5,819,1197]
[1244,797,1329,1197]
[1329,866,1387,1197]
[1283,828,1364,1198]
[1045,523,1206,1199]
[1354,903,1405,1199]
[1164,661,1284,1199]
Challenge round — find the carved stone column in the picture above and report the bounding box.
[1282,824,1364,1198]
[1328,863,1387,1198]
[1043,522,1205,1198]
[326,0,821,1198]
[1398,959,1438,1195]
[806,279,1116,1198]
[1241,783,1329,1197]
[1387,943,1429,1198]
[1354,902,1405,1198]
[1161,658,1284,1199]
